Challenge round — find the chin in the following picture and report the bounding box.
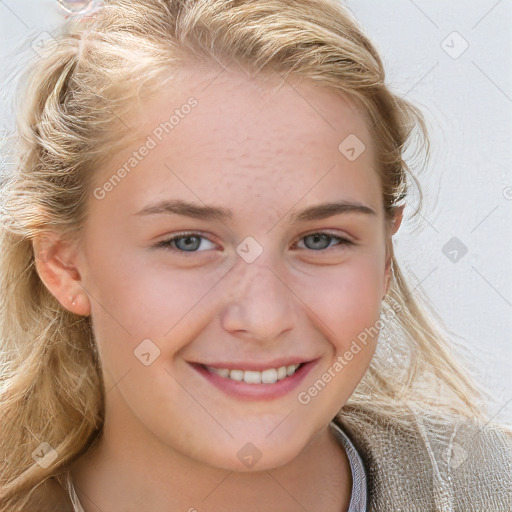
[190,426,310,473]
[205,444,301,473]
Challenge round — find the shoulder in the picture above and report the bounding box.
[335,407,512,511]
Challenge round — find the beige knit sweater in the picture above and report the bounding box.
[334,407,512,511]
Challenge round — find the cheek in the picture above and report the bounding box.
[296,251,385,349]
[293,257,384,418]
[84,247,223,382]
[84,234,215,335]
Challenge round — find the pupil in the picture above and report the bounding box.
[178,236,200,251]
[306,234,329,250]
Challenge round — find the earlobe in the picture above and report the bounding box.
[33,234,91,316]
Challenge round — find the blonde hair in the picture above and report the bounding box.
[0,0,495,509]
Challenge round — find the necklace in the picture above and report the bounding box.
[65,421,367,512]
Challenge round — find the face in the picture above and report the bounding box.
[47,64,399,471]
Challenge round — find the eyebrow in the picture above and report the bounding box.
[134,199,377,222]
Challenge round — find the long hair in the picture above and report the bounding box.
[0,0,495,509]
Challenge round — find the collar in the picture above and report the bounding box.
[330,420,368,511]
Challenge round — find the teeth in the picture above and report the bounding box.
[229,369,244,381]
[206,364,301,384]
[215,368,230,378]
[261,368,277,384]
[286,364,297,376]
[244,370,261,384]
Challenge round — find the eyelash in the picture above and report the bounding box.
[153,231,355,253]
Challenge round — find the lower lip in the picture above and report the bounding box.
[190,361,317,401]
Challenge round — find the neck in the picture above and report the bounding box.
[69,420,352,512]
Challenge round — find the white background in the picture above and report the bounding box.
[1,1,511,425]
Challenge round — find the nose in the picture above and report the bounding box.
[219,257,298,343]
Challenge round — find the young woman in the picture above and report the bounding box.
[1,1,510,511]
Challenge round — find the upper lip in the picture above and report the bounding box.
[190,358,316,372]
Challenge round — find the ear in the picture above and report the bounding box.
[33,233,91,316]
[383,205,404,298]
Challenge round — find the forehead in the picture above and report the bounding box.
[98,64,382,221]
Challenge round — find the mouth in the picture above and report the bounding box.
[201,362,305,384]
[188,359,317,400]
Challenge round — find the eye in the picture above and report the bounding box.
[293,232,354,251]
[153,230,354,254]
[154,232,216,253]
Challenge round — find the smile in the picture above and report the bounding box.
[190,360,317,400]
[203,363,302,384]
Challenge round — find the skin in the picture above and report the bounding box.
[34,62,403,511]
